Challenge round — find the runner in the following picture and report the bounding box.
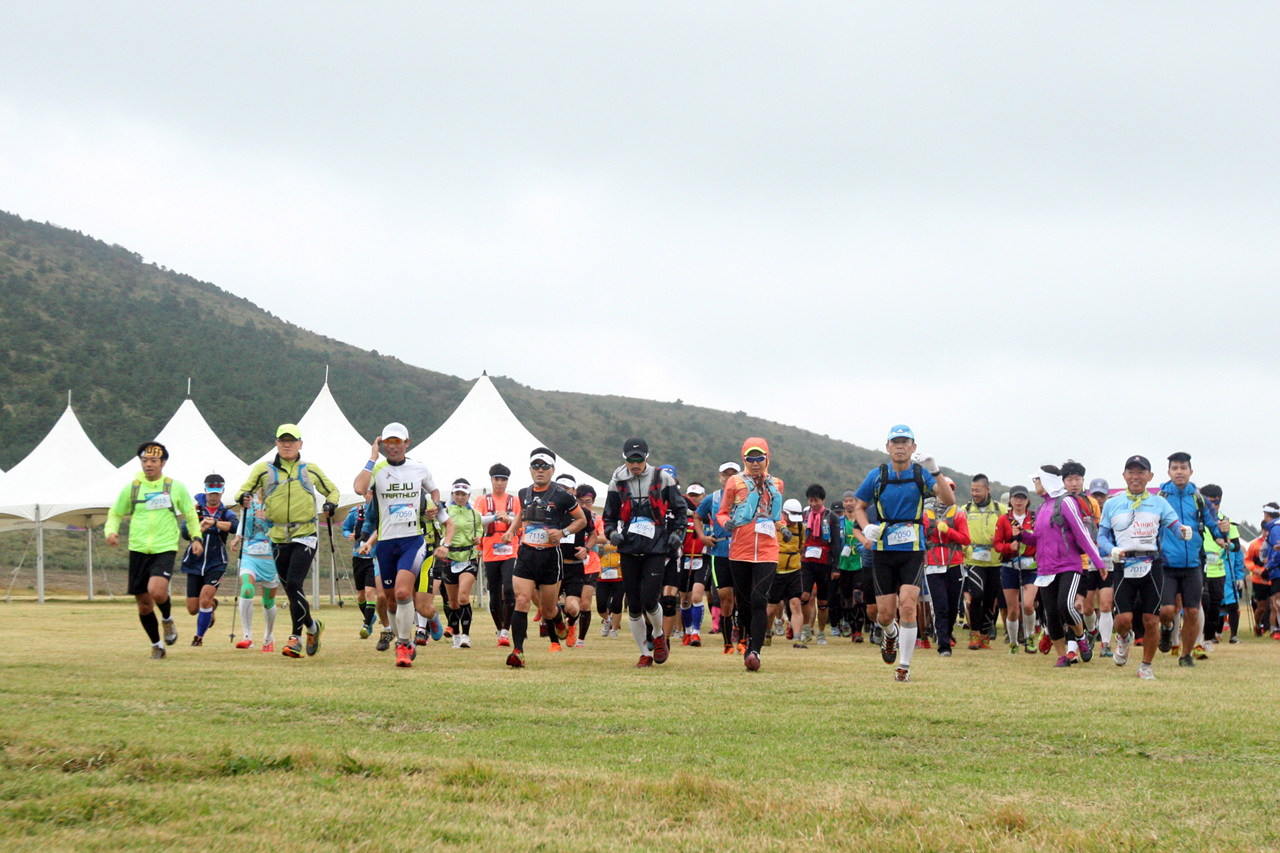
[993,484,1039,654]
[677,483,710,647]
[1247,508,1275,637]
[851,425,954,682]
[1263,504,1280,640]
[603,438,686,668]
[715,438,786,672]
[595,489,624,639]
[1099,455,1190,680]
[1197,484,1241,656]
[237,423,341,659]
[769,499,806,648]
[351,422,443,667]
[1156,452,1223,667]
[442,479,484,650]
[1060,462,1104,649]
[837,490,872,643]
[105,442,204,658]
[552,473,595,650]
[180,474,239,646]
[503,447,587,668]
[478,463,521,647]
[230,490,279,652]
[1087,477,1116,655]
[572,484,602,647]
[1020,465,1109,668]
[960,474,1004,650]
[695,462,741,654]
[342,488,381,638]
[923,478,969,657]
[799,485,841,646]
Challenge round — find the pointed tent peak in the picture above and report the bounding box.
[112,397,250,494]
[325,364,330,385]
[0,403,118,521]
[482,369,487,376]
[186,376,192,397]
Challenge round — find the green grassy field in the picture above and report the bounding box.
[2,600,1277,852]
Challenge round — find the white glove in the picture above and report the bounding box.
[912,452,940,475]
[1180,525,1193,541]
[841,545,852,558]
[863,523,882,543]
[1110,547,1124,563]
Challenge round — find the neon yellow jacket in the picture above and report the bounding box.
[238,457,339,544]
[105,473,202,554]
[962,500,1005,567]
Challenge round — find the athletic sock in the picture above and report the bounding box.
[646,605,664,638]
[1099,611,1113,645]
[511,610,528,651]
[680,606,692,631]
[691,604,704,634]
[629,615,649,653]
[899,622,917,666]
[140,611,161,643]
[460,603,472,636]
[578,611,591,639]
[882,620,899,640]
[239,597,254,639]
[416,612,428,630]
[359,601,375,624]
[196,606,213,637]
[395,598,415,642]
[263,602,276,644]
[1022,612,1034,640]
[1005,617,1019,645]
[447,606,460,635]
[1067,639,1079,655]
[157,598,171,620]
[710,604,721,631]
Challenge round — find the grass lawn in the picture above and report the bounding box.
[1,600,1277,852]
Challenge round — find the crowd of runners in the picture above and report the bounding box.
[105,421,1280,682]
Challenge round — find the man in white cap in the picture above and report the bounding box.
[353,422,442,668]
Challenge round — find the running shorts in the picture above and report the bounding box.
[872,550,925,598]
[514,545,564,587]
[127,551,175,595]
[352,555,375,590]
[239,554,278,587]
[680,555,710,592]
[185,568,225,598]
[1160,566,1203,609]
[1115,562,1164,617]
[769,570,803,604]
[376,535,426,591]
[561,562,588,598]
[799,560,830,601]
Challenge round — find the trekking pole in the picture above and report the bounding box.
[325,514,343,608]
[230,505,245,645]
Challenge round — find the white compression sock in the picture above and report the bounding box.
[1006,617,1019,645]
[899,623,917,666]
[1022,612,1034,640]
[417,612,428,630]
[395,599,415,642]
[263,602,276,644]
[1084,612,1097,632]
[1099,611,1113,645]
[647,606,664,638]
[629,615,648,653]
[239,597,253,639]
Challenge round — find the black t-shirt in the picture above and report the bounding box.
[518,483,578,549]
[560,506,594,563]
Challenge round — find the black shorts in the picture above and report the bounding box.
[871,550,925,598]
[514,546,563,587]
[128,551,175,596]
[662,554,681,589]
[352,556,376,590]
[800,560,830,602]
[709,555,734,590]
[1161,567,1204,609]
[561,562,588,598]
[680,555,711,593]
[184,569,224,598]
[1078,569,1100,594]
[769,570,803,604]
[443,559,480,582]
[1115,562,1165,618]
[856,567,876,604]
[1253,579,1272,601]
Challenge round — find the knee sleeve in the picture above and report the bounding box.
[660,595,678,617]
[241,578,255,598]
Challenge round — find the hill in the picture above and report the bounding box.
[0,210,986,499]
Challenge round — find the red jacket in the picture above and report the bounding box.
[924,505,970,567]
[994,511,1037,561]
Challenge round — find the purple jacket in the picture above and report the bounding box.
[1021,494,1105,576]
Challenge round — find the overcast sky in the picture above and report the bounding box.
[2,3,1276,517]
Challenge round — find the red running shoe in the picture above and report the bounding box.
[395,642,413,668]
[636,655,653,668]
[235,638,252,650]
[506,649,525,668]
[744,651,761,671]
[653,632,670,664]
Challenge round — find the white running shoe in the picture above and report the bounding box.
[452,634,463,649]
[600,623,610,638]
[816,631,828,646]
[773,618,786,636]
[162,618,178,645]
[459,634,471,649]
[1113,631,1133,667]
[1137,662,1156,680]
[671,628,684,640]
[609,628,619,639]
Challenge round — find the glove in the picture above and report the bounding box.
[609,529,624,547]
[911,452,940,475]
[1180,525,1193,541]
[1235,580,1245,596]
[863,523,882,543]
[781,528,793,543]
[1110,547,1124,563]
[841,545,852,558]
[937,521,950,536]
[667,531,683,551]
[323,501,338,516]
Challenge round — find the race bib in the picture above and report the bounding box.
[924,562,947,575]
[388,503,416,523]
[492,542,514,557]
[1124,556,1154,579]
[145,492,172,511]
[600,567,620,581]
[885,523,918,547]
[687,557,704,572]
[1033,574,1054,588]
[628,518,656,539]
[969,546,992,562]
[561,532,576,545]
[1206,552,1222,567]
[755,518,776,537]
[804,546,823,560]
[450,560,468,574]
[523,525,550,547]
[245,540,272,556]
[293,535,318,549]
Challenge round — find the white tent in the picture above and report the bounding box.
[102,397,250,499]
[416,373,608,499]
[0,404,120,602]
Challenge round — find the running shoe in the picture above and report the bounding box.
[894,666,911,682]
[978,636,991,650]
[736,640,747,655]
[282,637,303,658]
[786,624,794,640]
[881,631,898,665]
[816,631,828,646]
[444,626,454,639]
[429,616,444,642]
[261,641,274,653]
[376,629,393,651]
[162,618,178,646]
[498,630,511,647]
[744,651,761,671]
[236,638,252,649]
[573,639,584,648]
[914,638,923,649]
[1170,643,1181,657]
[636,655,653,668]
[1272,630,1280,641]
[549,642,562,653]
[554,620,569,642]
[1078,634,1092,663]
[600,623,610,638]
[359,624,371,639]
[1137,662,1156,680]
[1066,647,1080,664]
[793,642,807,649]
[1158,625,1173,653]
[921,637,931,649]
[968,631,981,651]
[305,619,323,656]
[1023,639,1035,654]
[1229,636,1240,644]
[1054,655,1072,668]
[939,646,952,657]
[395,641,413,668]
[764,634,773,647]
[190,636,203,647]
[506,649,525,668]
[671,628,683,640]
[852,631,864,644]
[653,632,670,664]
[689,634,701,647]
[415,629,428,646]
[1037,631,1052,655]
[731,626,741,646]
[682,634,692,646]
[1178,654,1194,667]
[1135,636,1144,646]
[774,618,785,636]
[1100,642,1112,659]
[459,634,471,649]
[565,624,577,647]
[1192,643,1208,660]
[150,645,166,659]
[723,643,733,655]
[609,629,619,639]
[452,635,463,649]
[1009,641,1019,655]
[800,626,814,644]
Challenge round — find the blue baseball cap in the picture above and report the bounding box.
[886,424,915,441]
[659,464,678,480]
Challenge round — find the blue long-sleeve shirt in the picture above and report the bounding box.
[1157,481,1220,569]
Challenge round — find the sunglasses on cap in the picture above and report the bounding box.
[530,462,553,471]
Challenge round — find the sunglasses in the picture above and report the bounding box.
[530,462,553,471]
[744,456,766,464]
[625,456,647,464]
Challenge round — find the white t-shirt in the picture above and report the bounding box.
[372,457,438,541]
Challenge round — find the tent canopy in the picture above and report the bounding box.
[0,405,119,526]
[253,381,370,509]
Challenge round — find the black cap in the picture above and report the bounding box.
[1124,455,1152,471]
[204,473,226,486]
[1009,484,1030,498]
[1167,451,1192,464]
[623,437,649,459]
[489,463,511,478]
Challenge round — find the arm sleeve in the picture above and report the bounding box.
[342,508,357,537]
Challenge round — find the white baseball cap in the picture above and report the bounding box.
[382,422,409,441]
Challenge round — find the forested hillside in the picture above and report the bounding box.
[0,211,985,498]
